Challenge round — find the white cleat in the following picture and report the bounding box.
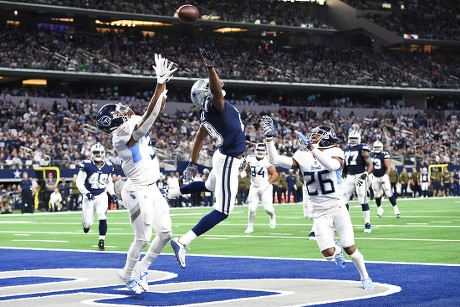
[269,214,276,229]
[170,238,187,268]
[134,262,148,292]
[377,207,384,218]
[244,227,254,234]
[118,269,142,295]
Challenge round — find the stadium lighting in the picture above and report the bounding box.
[213,28,249,33]
[23,79,47,86]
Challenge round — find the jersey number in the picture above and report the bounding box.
[304,170,335,196]
[88,172,109,189]
[250,166,265,178]
[373,158,382,170]
[345,151,359,166]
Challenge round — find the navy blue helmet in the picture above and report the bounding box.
[96,103,132,134]
[308,125,338,149]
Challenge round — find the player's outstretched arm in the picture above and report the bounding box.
[261,115,297,169]
[183,125,209,181]
[199,48,224,112]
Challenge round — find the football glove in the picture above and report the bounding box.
[86,193,95,201]
[238,156,247,172]
[356,173,368,187]
[152,54,177,84]
[261,115,275,138]
[294,130,313,150]
[199,48,216,68]
[183,162,198,182]
[111,194,118,203]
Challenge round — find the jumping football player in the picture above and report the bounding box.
[167,48,246,268]
[261,117,374,290]
[244,143,278,233]
[370,141,400,218]
[342,130,374,233]
[76,143,116,251]
[96,54,176,294]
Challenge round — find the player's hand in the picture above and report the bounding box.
[111,194,118,203]
[153,54,177,84]
[199,48,216,68]
[381,174,389,184]
[294,130,313,150]
[356,173,368,187]
[183,162,198,182]
[238,156,247,172]
[261,115,275,138]
[86,193,95,201]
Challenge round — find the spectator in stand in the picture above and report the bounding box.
[431,168,443,197]
[49,188,63,212]
[442,167,452,197]
[400,168,409,198]
[19,172,34,214]
[389,166,399,198]
[286,169,298,203]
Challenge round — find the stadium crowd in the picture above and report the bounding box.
[10,0,329,28]
[1,27,460,89]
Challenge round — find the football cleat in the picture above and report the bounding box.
[364,223,372,233]
[98,239,105,251]
[134,262,148,292]
[308,231,316,240]
[118,269,142,295]
[334,241,345,269]
[396,214,401,218]
[377,207,384,218]
[82,222,90,233]
[361,277,374,290]
[244,227,254,234]
[170,238,187,268]
[269,214,276,229]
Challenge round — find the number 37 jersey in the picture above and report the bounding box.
[112,115,160,189]
[293,147,345,211]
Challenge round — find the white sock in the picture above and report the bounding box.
[181,230,197,247]
[265,209,274,218]
[348,249,369,280]
[393,205,400,215]
[99,235,105,240]
[363,210,370,224]
[248,211,256,228]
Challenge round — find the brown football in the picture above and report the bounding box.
[178,5,199,23]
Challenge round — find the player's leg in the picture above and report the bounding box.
[94,192,109,251]
[245,187,258,233]
[382,177,400,217]
[261,185,276,229]
[315,212,343,269]
[356,175,371,232]
[302,187,315,239]
[81,196,95,233]
[334,206,373,289]
[372,177,384,218]
[342,175,356,211]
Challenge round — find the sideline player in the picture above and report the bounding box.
[370,141,400,218]
[261,117,373,290]
[244,143,278,233]
[167,48,246,268]
[343,130,374,233]
[421,167,430,198]
[76,143,116,251]
[96,54,176,294]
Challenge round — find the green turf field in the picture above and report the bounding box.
[1,197,459,264]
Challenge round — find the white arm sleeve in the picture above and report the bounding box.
[76,170,89,195]
[266,141,294,169]
[132,89,168,141]
[311,148,341,171]
[106,178,115,195]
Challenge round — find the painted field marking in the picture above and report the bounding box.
[11,240,68,243]
[13,234,30,236]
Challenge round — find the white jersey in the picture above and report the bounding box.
[293,147,345,213]
[246,155,272,188]
[112,115,160,190]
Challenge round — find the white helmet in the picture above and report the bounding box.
[91,143,105,162]
[190,79,226,108]
[255,143,266,159]
[348,130,361,147]
[373,141,383,153]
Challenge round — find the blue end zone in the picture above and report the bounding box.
[0,276,74,287]
[0,248,459,306]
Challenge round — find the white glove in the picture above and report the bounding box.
[153,54,177,84]
[261,115,275,138]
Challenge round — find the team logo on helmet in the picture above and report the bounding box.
[98,115,112,127]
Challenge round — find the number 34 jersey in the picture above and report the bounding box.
[293,147,345,212]
[79,160,114,196]
[112,115,160,189]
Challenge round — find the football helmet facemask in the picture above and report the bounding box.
[190,79,226,109]
[91,143,105,162]
[255,143,266,159]
[308,125,338,149]
[96,103,133,134]
[373,141,383,153]
[348,130,361,147]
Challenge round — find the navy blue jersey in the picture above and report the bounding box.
[201,97,246,156]
[79,160,114,196]
[20,179,32,192]
[370,151,390,177]
[421,173,430,183]
[343,143,370,175]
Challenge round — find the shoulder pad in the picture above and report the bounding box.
[361,144,370,151]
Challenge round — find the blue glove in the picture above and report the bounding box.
[86,193,95,201]
[261,115,275,138]
[111,194,118,203]
[294,130,313,150]
[183,162,198,182]
[199,48,216,68]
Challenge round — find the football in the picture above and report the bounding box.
[177,4,199,23]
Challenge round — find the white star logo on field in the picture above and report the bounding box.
[14,170,21,178]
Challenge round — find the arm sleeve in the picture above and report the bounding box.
[266,141,294,169]
[311,148,341,171]
[132,90,167,141]
[76,170,89,195]
[106,178,115,195]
